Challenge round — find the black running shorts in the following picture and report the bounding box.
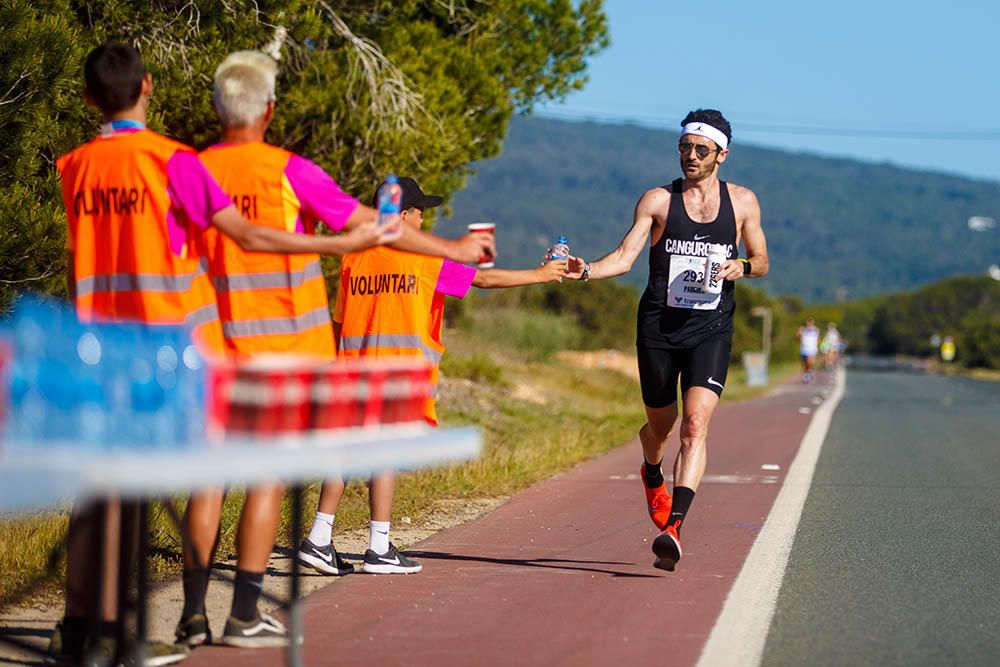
[637,331,733,408]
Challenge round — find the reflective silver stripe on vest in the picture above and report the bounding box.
[186,302,220,328]
[211,260,324,294]
[338,333,444,366]
[76,259,209,297]
[222,305,332,338]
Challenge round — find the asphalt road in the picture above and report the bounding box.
[762,370,1000,666]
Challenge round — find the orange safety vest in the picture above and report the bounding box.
[334,246,448,424]
[198,142,335,359]
[56,130,225,353]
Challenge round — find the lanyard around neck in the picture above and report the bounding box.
[100,119,146,137]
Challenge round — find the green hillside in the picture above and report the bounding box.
[445,116,1000,302]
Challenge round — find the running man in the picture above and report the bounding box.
[798,318,820,382]
[297,177,567,576]
[176,51,502,649]
[821,322,842,369]
[565,109,769,571]
[50,42,391,666]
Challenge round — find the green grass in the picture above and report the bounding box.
[438,352,506,386]
[0,310,798,607]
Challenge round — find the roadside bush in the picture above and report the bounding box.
[957,311,1000,369]
[440,352,506,385]
[459,307,583,360]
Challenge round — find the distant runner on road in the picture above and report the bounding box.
[565,109,769,571]
[821,322,843,369]
[798,319,820,382]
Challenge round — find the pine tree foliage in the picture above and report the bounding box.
[0,0,609,311]
[0,1,90,309]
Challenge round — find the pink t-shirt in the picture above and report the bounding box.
[284,155,360,233]
[436,259,476,298]
[166,151,233,231]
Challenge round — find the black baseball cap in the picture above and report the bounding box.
[371,177,443,210]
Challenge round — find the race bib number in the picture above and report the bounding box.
[667,255,721,310]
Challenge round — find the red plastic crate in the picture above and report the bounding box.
[207,357,432,438]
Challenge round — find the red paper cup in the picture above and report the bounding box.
[467,222,496,268]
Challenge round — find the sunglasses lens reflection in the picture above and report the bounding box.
[678,142,715,159]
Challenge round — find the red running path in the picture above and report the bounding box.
[186,373,833,667]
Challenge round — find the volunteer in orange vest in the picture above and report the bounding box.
[50,42,393,666]
[297,177,568,576]
[177,50,506,649]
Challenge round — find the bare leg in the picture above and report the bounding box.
[65,501,121,622]
[639,403,679,466]
[673,387,721,491]
[236,484,284,572]
[369,473,394,523]
[182,490,224,569]
[316,477,347,516]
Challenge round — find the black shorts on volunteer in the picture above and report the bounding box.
[637,330,733,408]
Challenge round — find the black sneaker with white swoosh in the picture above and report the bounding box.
[297,537,354,575]
[361,543,422,574]
[221,612,292,648]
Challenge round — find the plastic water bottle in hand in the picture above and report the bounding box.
[703,243,727,295]
[376,174,403,240]
[547,235,570,261]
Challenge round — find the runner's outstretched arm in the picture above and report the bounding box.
[565,188,666,280]
[472,260,567,288]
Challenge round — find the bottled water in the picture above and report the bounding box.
[548,235,570,261]
[376,174,402,229]
[703,243,727,295]
[1,295,206,452]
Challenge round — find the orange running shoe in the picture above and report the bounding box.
[652,522,682,572]
[641,463,672,529]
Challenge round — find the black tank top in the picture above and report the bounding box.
[637,178,737,348]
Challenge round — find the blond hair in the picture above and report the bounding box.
[213,51,278,128]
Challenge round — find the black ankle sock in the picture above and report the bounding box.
[230,570,264,622]
[182,568,210,620]
[642,459,664,489]
[668,486,696,534]
[97,620,121,638]
[58,616,88,658]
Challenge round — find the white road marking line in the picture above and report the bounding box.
[761,464,781,471]
[696,367,846,667]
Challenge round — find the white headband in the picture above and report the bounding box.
[681,122,729,151]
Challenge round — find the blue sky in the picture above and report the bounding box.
[538,1,1000,183]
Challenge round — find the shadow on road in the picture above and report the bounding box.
[408,550,660,578]
[0,628,48,667]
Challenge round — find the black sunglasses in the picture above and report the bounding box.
[678,142,721,159]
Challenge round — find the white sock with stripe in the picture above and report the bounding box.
[308,512,335,547]
[369,521,391,555]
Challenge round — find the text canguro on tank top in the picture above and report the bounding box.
[637,178,737,349]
